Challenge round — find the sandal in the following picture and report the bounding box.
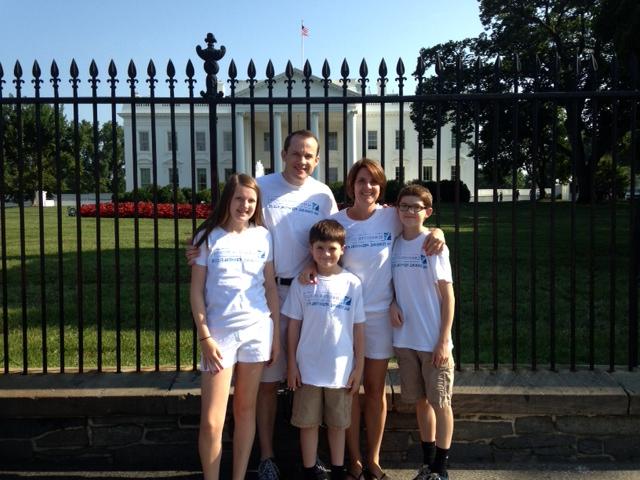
[363,467,391,480]
[346,467,365,480]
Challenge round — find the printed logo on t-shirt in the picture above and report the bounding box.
[337,296,352,310]
[210,247,266,264]
[302,290,352,311]
[392,254,429,270]
[265,197,321,216]
[345,231,393,250]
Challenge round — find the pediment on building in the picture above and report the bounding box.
[234,68,360,99]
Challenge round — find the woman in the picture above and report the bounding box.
[190,173,280,480]
[302,159,444,479]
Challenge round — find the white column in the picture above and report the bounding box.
[311,112,320,180]
[235,112,245,174]
[274,112,283,173]
[347,110,357,170]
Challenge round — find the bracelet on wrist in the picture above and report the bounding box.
[199,335,211,342]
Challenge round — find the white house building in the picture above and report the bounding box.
[120,69,472,193]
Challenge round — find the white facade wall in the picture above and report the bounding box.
[120,70,473,193]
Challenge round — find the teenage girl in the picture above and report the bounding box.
[190,173,280,480]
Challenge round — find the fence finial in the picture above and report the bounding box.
[196,33,226,99]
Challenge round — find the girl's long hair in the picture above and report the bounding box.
[193,173,264,248]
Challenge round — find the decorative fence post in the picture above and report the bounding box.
[196,33,226,201]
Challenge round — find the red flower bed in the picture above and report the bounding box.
[80,202,212,219]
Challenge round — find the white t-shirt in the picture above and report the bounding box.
[282,270,366,388]
[332,206,402,313]
[195,225,273,330]
[258,173,338,279]
[391,231,454,352]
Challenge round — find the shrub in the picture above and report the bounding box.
[328,181,345,205]
[156,185,186,204]
[181,187,193,203]
[384,179,471,204]
[196,188,212,204]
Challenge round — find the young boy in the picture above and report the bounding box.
[283,219,366,480]
[390,184,455,480]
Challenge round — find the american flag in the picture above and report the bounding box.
[301,24,309,37]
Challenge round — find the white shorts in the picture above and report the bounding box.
[261,284,290,383]
[200,318,272,372]
[364,310,393,360]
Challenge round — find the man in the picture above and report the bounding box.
[189,130,337,480]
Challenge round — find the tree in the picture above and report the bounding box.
[411,0,639,202]
[1,102,124,201]
[1,103,74,202]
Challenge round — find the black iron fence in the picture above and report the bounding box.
[1,33,638,374]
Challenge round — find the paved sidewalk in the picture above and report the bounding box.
[2,465,640,479]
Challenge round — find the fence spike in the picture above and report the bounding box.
[227,59,237,80]
[166,60,176,79]
[378,58,387,78]
[322,59,330,79]
[396,57,405,77]
[359,58,368,79]
[415,55,425,79]
[89,59,98,78]
[494,55,502,72]
[108,60,117,78]
[0,62,4,80]
[14,60,23,80]
[590,52,598,72]
[436,56,443,76]
[247,59,256,79]
[50,60,59,82]
[303,59,312,78]
[186,59,195,79]
[266,59,275,79]
[127,60,137,79]
[285,60,294,79]
[147,60,156,78]
[340,58,350,79]
[32,60,41,79]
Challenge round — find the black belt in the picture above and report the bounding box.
[276,277,293,286]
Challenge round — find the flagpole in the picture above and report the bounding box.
[301,19,304,68]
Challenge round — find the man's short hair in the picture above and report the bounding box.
[283,129,320,156]
[309,219,346,246]
[397,183,433,210]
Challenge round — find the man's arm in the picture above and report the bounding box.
[287,319,303,390]
[423,228,446,256]
[432,280,454,367]
[347,323,365,395]
[263,261,280,366]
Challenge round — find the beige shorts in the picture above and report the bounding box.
[364,310,394,360]
[394,347,454,408]
[291,384,352,429]
[261,284,290,383]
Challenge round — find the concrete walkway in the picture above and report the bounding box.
[2,465,640,479]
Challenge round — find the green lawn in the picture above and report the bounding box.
[0,201,637,372]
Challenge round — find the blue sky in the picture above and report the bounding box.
[0,0,484,98]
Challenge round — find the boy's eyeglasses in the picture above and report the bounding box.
[398,203,427,213]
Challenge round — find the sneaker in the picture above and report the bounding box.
[304,463,329,480]
[427,473,449,480]
[412,465,432,480]
[258,457,281,480]
[315,457,330,474]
